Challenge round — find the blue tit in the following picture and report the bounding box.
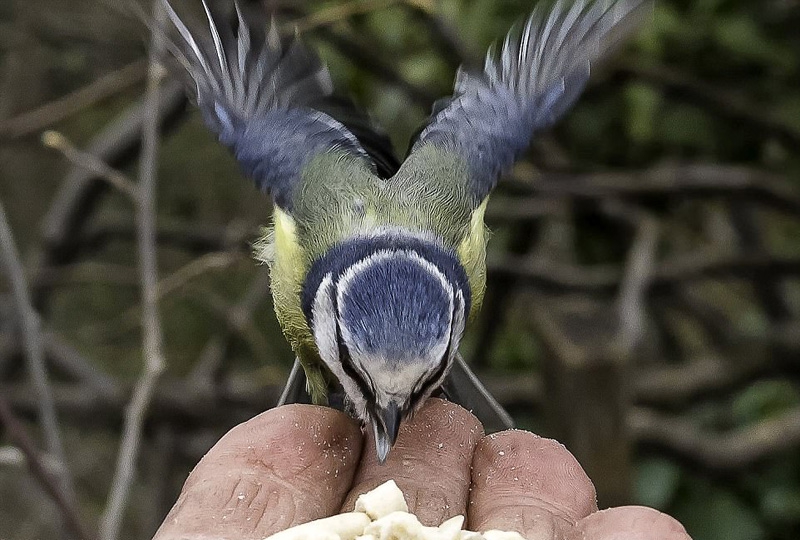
[161,0,649,462]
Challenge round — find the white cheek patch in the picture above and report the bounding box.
[311,273,368,420]
[311,274,338,365]
[449,289,466,354]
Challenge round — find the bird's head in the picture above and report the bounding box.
[303,236,469,462]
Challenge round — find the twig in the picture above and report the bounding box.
[616,60,800,150]
[0,59,148,139]
[188,271,272,387]
[484,196,560,222]
[99,3,168,539]
[631,405,800,472]
[316,26,438,107]
[406,3,476,68]
[156,252,244,299]
[0,395,91,540]
[30,81,187,311]
[634,322,800,409]
[5,379,282,432]
[505,164,800,217]
[43,331,120,399]
[0,200,75,503]
[294,0,400,33]
[727,201,792,321]
[42,130,139,201]
[76,251,243,342]
[0,328,120,398]
[0,46,22,121]
[490,253,800,294]
[74,216,255,258]
[612,204,660,351]
[36,80,185,255]
[33,261,139,290]
[199,289,274,366]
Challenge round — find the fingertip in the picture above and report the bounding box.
[342,398,484,525]
[209,404,362,462]
[468,430,597,536]
[155,405,363,539]
[572,506,691,540]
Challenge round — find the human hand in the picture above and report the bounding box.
[154,398,690,539]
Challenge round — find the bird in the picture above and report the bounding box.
[159,0,650,462]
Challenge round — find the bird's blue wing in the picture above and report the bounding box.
[407,0,650,205]
[161,0,398,210]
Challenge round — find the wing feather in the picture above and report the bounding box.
[408,0,651,206]
[160,0,399,210]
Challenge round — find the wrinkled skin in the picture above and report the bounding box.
[154,399,690,540]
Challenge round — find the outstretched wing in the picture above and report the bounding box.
[406,0,650,206]
[161,0,398,210]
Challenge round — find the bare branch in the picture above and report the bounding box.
[631,405,800,472]
[0,59,148,139]
[42,130,139,201]
[99,3,168,539]
[5,379,282,431]
[33,261,139,289]
[485,196,562,223]
[613,204,660,351]
[405,2,477,68]
[30,81,186,311]
[0,200,75,503]
[43,331,120,399]
[199,289,274,367]
[490,253,800,295]
[76,216,255,257]
[316,27,438,107]
[634,323,800,409]
[157,252,244,299]
[294,0,400,34]
[188,272,272,387]
[77,251,244,343]
[503,164,800,217]
[617,60,800,150]
[0,396,91,540]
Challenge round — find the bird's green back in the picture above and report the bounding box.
[257,146,489,400]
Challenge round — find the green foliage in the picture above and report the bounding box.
[636,456,682,509]
[624,82,662,144]
[731,380,800,426]
[674,477,767,540]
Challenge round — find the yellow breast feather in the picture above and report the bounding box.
[256,208,328,402]
[456,198,489,322]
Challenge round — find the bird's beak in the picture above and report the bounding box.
[372,401,402,464]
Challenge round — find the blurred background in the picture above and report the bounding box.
[1,0,800,539]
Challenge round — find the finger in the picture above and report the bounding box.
[154,404,363,540]
[341,398,484,526]
[570,506,691,540]
[468,431,597,538]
